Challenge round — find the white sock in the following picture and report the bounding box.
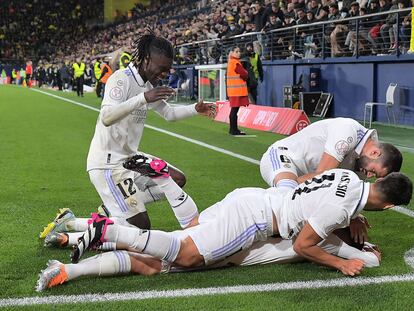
[66,218,89,231]
[99,242,117,251]
[67,232,85,246]
[134,175,166,204]
[153,177,198,228]
[105,224,180,262]
[275,179,298,190]
[67,215,135,233]
[64,250,131,280]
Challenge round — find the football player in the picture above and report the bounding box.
[260,118,402,190]
[39,31,216,247]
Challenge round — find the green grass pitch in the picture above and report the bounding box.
[0,85,413,310]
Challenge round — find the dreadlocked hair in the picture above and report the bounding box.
[131,29,174,68]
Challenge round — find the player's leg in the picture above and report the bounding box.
[125,155,199,228]
[89,168,151,229]
[260,143,299,189]
[70,215,202,266]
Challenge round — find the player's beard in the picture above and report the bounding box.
[354,155,370,177]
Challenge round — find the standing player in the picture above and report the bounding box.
[260,118,402,190]
[68,158,412,276]
[40,32,215,246]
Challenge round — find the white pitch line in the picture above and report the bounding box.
[0,273,413,307]
[30,89,414,216]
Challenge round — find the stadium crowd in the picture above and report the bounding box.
[0,0,412,88]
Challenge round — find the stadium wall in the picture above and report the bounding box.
[258,56,414,126]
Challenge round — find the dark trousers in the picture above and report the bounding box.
[75,76,84,96]
[229,107,240,134]
[249,86,257,104]
[25,74,31,87]
[96,81,102,98]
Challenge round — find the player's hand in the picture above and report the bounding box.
[350,214,371,244]
[338,258,365,276]
[144,86,175,103]
[195,99,217,118]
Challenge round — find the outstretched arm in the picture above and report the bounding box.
[152,98,217,121]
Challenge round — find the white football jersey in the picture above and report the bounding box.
[268,118,377,176]
[87,64,197,171]
[270,168,370,240]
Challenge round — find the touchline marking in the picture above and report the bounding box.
[31,89,414,216]
[1,274,413,307]
[31,89,259,165]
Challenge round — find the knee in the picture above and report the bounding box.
[170,169,187,188]
[127,212,151,229]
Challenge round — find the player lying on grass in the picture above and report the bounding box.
[36,229,381,291]
[37,158,382,291]
[39,30,216,248]
[45,157,411,285]
[260,117,402,191]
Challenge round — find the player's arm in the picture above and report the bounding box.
[101,79,174,126]
[293,222,365,276]
[152,98,216,121]
[320,234,380,267]
[297,153,340,184]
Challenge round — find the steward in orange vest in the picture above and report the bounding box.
[99,61,113,97]
[226,47,249,135]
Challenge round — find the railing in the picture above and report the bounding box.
[174,7,413,64]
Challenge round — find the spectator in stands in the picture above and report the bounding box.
[295,8,308,55]
[345,2,361,56]
[380,0,400,53]
[360,0,382,54]
[251,2,267,31]
[390,0,411,53]
[226,46,249,136]
[330,7,351,57]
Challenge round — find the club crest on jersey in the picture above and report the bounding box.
[335,140,350,155]
[347,136,353,143]
[109,87,123,100]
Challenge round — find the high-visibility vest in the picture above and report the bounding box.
[207,70,217,80]
[226,57,248,97]
[100,63,113,84]
[249,53,259,80]
[72,62,85,78]
[119,52,132,69]
[12,71,17,78]
[94,61,101,80]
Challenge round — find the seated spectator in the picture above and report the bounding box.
[330,7,351,57]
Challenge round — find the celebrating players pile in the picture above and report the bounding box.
[35,33,412,292]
